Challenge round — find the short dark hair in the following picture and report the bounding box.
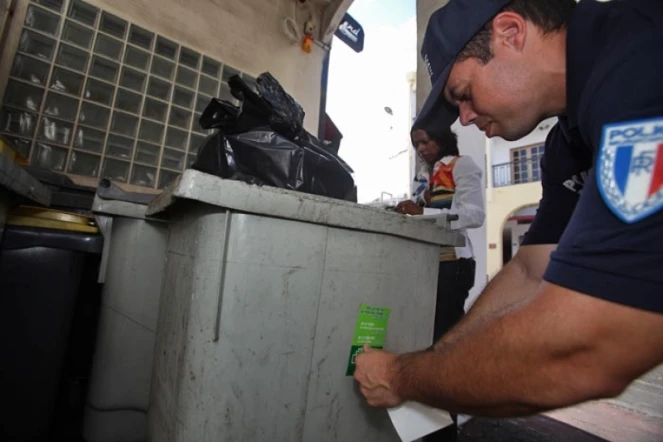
[458,0,576,64]
[411,121,460,158]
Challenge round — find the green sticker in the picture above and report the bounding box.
[346,304,391,376]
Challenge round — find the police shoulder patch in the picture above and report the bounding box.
[598,117,663,223]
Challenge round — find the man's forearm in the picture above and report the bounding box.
[434,248,547,351]
[394,350,545,417]
[395,284,630,417]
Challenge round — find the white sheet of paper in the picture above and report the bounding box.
[388,401,454,442]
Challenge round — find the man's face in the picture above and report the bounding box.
[443,48,543,141]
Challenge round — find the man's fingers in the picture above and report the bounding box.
[353,370,362,382]
[354,368,369,384]
[363,343,373,353]
[360,386,380,407]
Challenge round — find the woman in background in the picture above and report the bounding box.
[395,121,485,442]
[396,122,484,340]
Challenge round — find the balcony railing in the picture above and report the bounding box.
[492,158,542,188]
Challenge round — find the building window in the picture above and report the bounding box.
[1,0,255,190]
[511,144,544,185]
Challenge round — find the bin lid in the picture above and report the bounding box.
[0,153,51,206]
[92,195,149,219]
[146,170,464,247]
[0,137,29,166]
[22,167,97,212]
[91,180,161,220]
[7,206,99,234]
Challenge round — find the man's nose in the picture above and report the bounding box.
[458,102,478,126]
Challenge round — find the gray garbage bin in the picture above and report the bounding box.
[83,195,168,442]
[146,170,463,442]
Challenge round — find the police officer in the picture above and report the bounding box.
[354,0,663,418]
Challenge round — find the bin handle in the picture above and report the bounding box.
[213,210,233,342]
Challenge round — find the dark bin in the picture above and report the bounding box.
[0,207,102,442]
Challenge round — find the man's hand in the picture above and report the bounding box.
[353,344,404,408]
[395,200,424,215]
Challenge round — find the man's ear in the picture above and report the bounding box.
[491,11,527,53]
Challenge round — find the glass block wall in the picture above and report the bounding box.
[1,0,255,189]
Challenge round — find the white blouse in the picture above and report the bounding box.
[412,155,486,259]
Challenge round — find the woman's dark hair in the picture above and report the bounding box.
[411,121,460,159]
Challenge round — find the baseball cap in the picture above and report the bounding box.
[416,0,511,128]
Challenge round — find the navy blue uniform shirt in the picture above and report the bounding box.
[522,0,663,312]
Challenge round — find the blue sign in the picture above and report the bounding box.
[335,13,364,53]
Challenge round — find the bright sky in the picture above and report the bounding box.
[326,0,417,203]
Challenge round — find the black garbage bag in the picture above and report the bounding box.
[193,128,354,200]
[192,73,354,200]
[194,129,304,190]
[298,131,355,199]
[199,73,304,139]
[251,72,305,139]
